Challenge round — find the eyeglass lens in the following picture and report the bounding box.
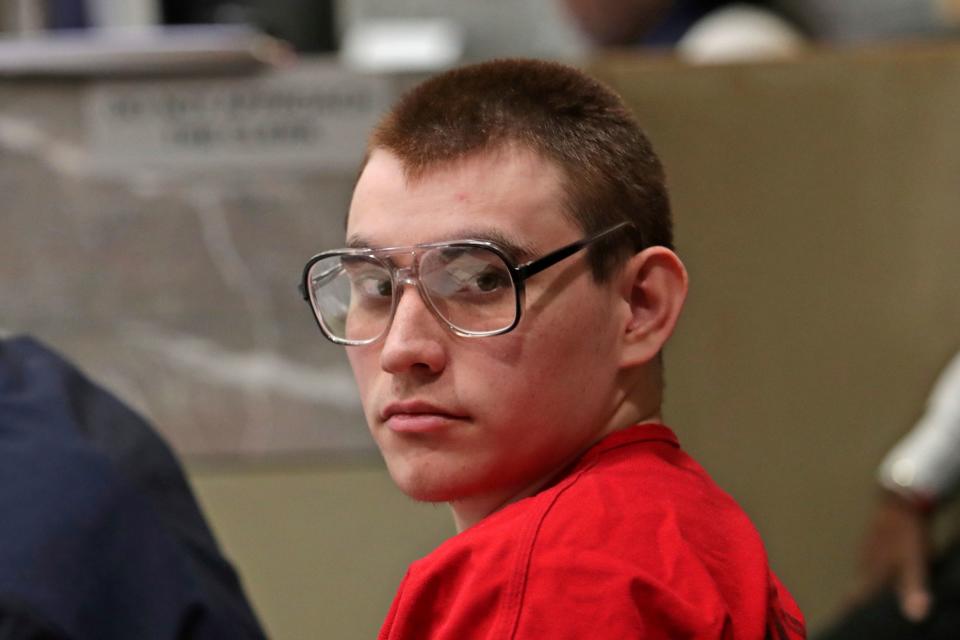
[307,246,518,342]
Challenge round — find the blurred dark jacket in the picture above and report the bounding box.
[0,336,267,640]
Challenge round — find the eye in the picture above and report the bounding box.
[471,269,510,293]
[420,246,514,301]
[356,274,393,298]
[342,257,393,300]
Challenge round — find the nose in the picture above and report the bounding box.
[379,282,447,376]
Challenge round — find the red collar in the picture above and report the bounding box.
[583,422,679,459]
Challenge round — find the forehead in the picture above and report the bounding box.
[346,146,579,254]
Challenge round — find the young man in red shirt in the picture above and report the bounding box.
[301,58,806,639]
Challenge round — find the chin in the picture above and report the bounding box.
[391,473,466,503]
[386,460,485,504]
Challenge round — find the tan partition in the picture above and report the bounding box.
[190,465,452,640]
[591,44,960,626]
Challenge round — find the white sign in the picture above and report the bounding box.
[85,62,393,173]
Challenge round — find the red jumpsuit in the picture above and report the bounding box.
[379,423,806,639]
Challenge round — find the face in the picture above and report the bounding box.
[345,146,627,510]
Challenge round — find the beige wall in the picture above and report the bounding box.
[190,44,956,637]
[598,44,960,626]
[191,464,453,640]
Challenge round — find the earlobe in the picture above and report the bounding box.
[619,247,688,368]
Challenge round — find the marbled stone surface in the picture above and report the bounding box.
[1,64,386,461]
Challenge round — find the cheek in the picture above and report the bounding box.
[528,295,619,386]
[345,349,378,400]
[471,299,616,415]
[533,287,617,352]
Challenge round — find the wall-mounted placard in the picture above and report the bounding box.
[85,61,393,174]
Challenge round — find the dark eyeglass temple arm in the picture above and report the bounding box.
[515,222,634,281]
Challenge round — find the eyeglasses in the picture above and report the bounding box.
[299,221,633,345]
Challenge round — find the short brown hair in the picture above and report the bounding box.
[365,58,673,281]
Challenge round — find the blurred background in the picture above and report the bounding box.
[1,0,959,638]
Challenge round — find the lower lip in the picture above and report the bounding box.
[385,414,464,434]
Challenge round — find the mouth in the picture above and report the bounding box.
[380,401,468,433]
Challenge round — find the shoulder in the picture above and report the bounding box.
[510,435,754,637]
[508,428,801,639]
[541,430,762,548]
[0,337,267,640]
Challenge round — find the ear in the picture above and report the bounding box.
[618,247,688,368]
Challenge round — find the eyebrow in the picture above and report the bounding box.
[345,228,541,262]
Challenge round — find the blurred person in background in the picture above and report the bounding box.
[561,0,960,62]
[561,0,784,47]
[0,336,266,640]
[817,351,960,640]
[561,0,803,62]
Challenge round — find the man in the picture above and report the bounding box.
[562,0,780,47]
[0,336,266,639]
[300,58,805,638]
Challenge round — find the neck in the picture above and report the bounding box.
[449,373,662,532]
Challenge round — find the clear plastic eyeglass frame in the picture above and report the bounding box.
[299,221,634,346]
